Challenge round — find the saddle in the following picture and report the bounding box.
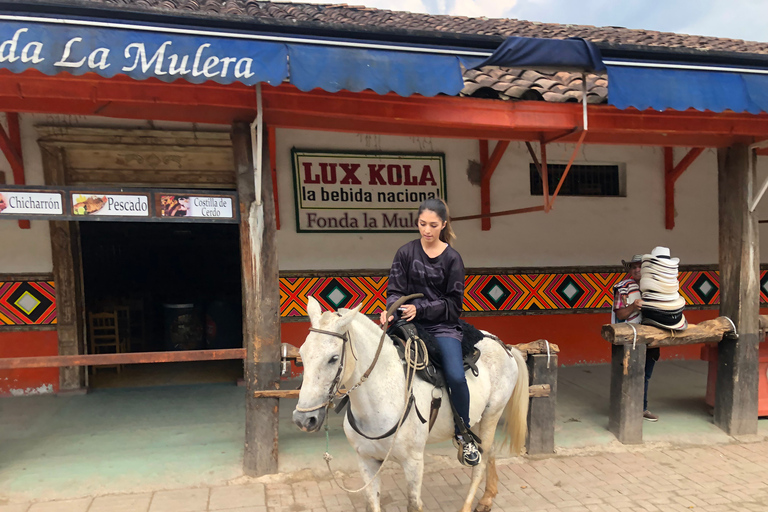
[387,319,483,390]
[335,318,486,444]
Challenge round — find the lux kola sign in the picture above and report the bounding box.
[292,150,446,233]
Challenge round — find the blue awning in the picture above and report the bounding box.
[607,63,768,114]
[0,16,473,97]
[474,37,605,72]
[288,44,465,96]
[0,19,288,86]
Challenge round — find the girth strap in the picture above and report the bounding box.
[342,394,422,441]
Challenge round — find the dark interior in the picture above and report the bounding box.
[80,221,243,354]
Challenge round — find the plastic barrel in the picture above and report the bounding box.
[163,303,204,351]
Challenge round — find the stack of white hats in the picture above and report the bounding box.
[639,246,688,331]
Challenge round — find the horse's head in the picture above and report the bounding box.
[293,296,361,432]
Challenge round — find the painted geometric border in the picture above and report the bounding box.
[1,269,762,323]
[279,269,768,318]
[0,280,57,325]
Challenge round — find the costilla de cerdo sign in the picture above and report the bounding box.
[292,150,446,232]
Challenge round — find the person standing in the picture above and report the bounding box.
[379,198,480,466]
[613,254,660,422]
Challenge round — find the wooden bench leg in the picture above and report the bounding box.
[608,343,645,444]
[526,353,557,455]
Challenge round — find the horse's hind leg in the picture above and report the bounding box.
[474,454,498,512]
[401,452,425,512]
[358,455,383,512]
[460,414,502,512]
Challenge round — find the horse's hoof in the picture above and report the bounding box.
[473,505,492,512]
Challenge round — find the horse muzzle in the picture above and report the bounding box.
[292,407,327,433]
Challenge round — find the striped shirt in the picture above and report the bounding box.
[612,277,642,324]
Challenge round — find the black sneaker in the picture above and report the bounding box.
[455,436,481,467]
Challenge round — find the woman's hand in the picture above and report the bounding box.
[380,310,394,327]
[399,304,417,322]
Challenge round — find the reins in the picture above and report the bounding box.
[303,293,424,494]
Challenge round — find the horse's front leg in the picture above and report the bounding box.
[357,455,383,512]
[401,451,425,512]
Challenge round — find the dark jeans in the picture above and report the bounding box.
[644,347,660,411]
[435,336,471,435]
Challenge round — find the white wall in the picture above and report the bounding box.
[1,116,764,274]
[275,129,741,271]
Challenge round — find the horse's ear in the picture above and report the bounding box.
[307,296,322,328]
[335,303,362,330]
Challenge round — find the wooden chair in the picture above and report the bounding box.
[114,306,132,354]
[88,311,121,374]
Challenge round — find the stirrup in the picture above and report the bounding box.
[455,436,482,467]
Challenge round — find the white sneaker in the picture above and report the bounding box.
[455,436,481,466]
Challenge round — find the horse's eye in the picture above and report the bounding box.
[328,355,339,364]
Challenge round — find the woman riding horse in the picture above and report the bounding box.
[379,197,480,467]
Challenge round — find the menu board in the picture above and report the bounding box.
[158,195,234,220]
[0,190,64,216]
[72,193,150,217]
[0,187,238,223]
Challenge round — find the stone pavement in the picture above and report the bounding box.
[5,438,768,512]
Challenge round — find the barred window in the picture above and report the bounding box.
[529,164,624,197]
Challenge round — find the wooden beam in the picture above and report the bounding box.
[0,349,246,369]
[601,317,737,346]
[451,205,544,222]
[525,141,543,179]
[665,147,705,230]
[253,385,551,400]
[267,125,280,230]
[526,354,557,454]
[234,122,282,477]
[716,143,760,436]
[540,141,550,212]
[4,71,768,146]
[480,140,510,231]
[253,389,301,399]
[513,339,561,355]
[608,343,646,444]
[42,145,85,391]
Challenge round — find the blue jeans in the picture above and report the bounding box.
[644,348,660,411]
[435,336,470,435]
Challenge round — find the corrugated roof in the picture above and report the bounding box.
[27,0,768,56]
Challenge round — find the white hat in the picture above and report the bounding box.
[642,291,682,302]
[641,262,678,277]
[640,276,680,294]
[642,246,680,267]
[642,296,686,311]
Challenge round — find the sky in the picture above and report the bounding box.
[305,0,768,43]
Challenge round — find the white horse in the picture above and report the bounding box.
[293,297,529,512]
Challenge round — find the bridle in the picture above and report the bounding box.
[294,293,423,415]
[294,326,350,413]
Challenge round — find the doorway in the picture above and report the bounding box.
[80,221,243,388]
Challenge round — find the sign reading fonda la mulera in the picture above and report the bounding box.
[292,150,446,232]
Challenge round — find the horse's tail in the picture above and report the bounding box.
[502,346,529,455]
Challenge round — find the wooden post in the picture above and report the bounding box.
[608,343,645,444]
[525,353,557,455]
[715,143,760,435]
[41,146,85,392]
[233,122,281,476]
